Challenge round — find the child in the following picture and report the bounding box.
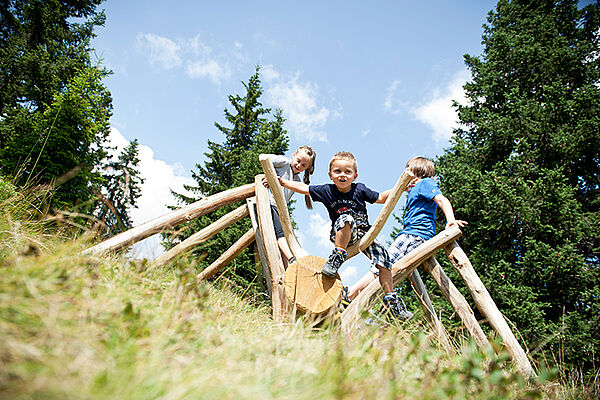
[347,156,467,319]
[279,151,405,318]
[263,145,316,269]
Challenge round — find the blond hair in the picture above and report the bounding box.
[329,151,357,172]
[406,156,435,178]
[295,145,316,209]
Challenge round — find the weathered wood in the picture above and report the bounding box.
[247,198,274,298]
[421,257,492,352]
[445,241,535,378]
[149,205,249,269]
[408,270,454,353]
[346,169,415,259]
[195,228,255,281]
[340,225,463,332]
[259,154,307,259]
[83,183,255,255]
[283,255,343,315]
[255,175,287,320]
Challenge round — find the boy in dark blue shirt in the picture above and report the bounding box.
[279,151,406,318]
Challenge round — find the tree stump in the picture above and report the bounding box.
[284,255,343,315]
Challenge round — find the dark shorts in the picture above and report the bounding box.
[270,204,285,239]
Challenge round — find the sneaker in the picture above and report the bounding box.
[382,292,414,321]
[340,286,351,309]
[321,251,345,278]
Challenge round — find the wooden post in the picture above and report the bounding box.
[247,198,274,299]
[445,241,535,378]
[346,169,415,259]
[340,226,463,332]
[421,257,492,352]
[254,175,287,320]
[259,154,308,260]
[83,184,255,255]
[195,229,255,281]
[149,205,249,269]
[408,270,454,353]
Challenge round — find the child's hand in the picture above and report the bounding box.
[407,177,420,190]
[277,176,285,187]
[262,176,270,188]
[446,220,468,229]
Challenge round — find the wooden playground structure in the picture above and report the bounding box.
[83,154,535,378]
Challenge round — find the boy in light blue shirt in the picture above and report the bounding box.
[346,156,467,319]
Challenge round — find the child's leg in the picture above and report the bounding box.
[377,265,393,293]
[333,221,351,250]
[322,214,357,278]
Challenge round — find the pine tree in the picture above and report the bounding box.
[435,0,600,372]
[171,67,289,295]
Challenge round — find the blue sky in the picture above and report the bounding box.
[92,0,498,286]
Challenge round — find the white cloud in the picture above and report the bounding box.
[340,265,358,283]
[411,69,470,143]
[136,33,181,69]
[265,68,335,142]
[107,127,195,259]
[384,80,405,114]
[306,212,332,250]
[136,33,234,84]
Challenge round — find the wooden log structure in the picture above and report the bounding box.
[408,269,454,353]
[421,257,492,352]
[195,228,255,281]
[83,183,255,255]
[259,154,308,260]
[340,225,463,332]
[445,241,535,378]
[149,205,249,270]
[247,198,274,298]
[254,175,287,320]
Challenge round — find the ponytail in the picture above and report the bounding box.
[297,145,316,210]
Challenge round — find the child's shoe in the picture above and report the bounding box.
[382,292,413,321]
[321,250,345,278]
[340,286,351,309]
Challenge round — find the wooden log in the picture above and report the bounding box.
[255,175,287,320]
[340,225,463,332]
[346,169,414,259]
[195,228,255,281]
[149,205,249,269]
[83,183,255,255]
[445,241,535,378]
[283,255,343,315]
[259,154,307,259]
[247,198,274,298]
[421,257,492,352]
[408,270,454,353]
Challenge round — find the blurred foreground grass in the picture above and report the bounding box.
[0,180,595,399]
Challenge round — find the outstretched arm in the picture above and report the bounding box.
[433,194,468,229]
[374,176,420,204]
[279,177,310,196]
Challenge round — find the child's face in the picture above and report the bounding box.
[328,159,357,192]
[291,150,312,174]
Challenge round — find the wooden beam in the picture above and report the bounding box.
[254,175,287,320]
[346,169,414,259]
[149,205,249,269]
[445,241,535,378]
[195,228,255,281]
[408,270,454,353]
[421,257,492,352]
[258,154,307,259]
[247,198,274,298]
[340,225,463,332]
[83,184,255,255]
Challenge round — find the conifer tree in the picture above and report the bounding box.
[435,0,600,372]
[171,67,289,295]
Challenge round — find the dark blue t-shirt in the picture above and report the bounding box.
[309,182,379,231]
[400,177,441,240]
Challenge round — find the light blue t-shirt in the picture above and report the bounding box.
[400,177,442,240]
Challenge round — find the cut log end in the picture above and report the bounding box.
[283,255,343,315]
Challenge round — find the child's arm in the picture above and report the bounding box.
[433,194,468,229]
[278,177,310,196]
[375,188,393,204]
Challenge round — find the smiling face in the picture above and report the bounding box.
[328,159,357,192]
[291,149,313,174]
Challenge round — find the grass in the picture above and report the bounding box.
[0,182,597,399]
